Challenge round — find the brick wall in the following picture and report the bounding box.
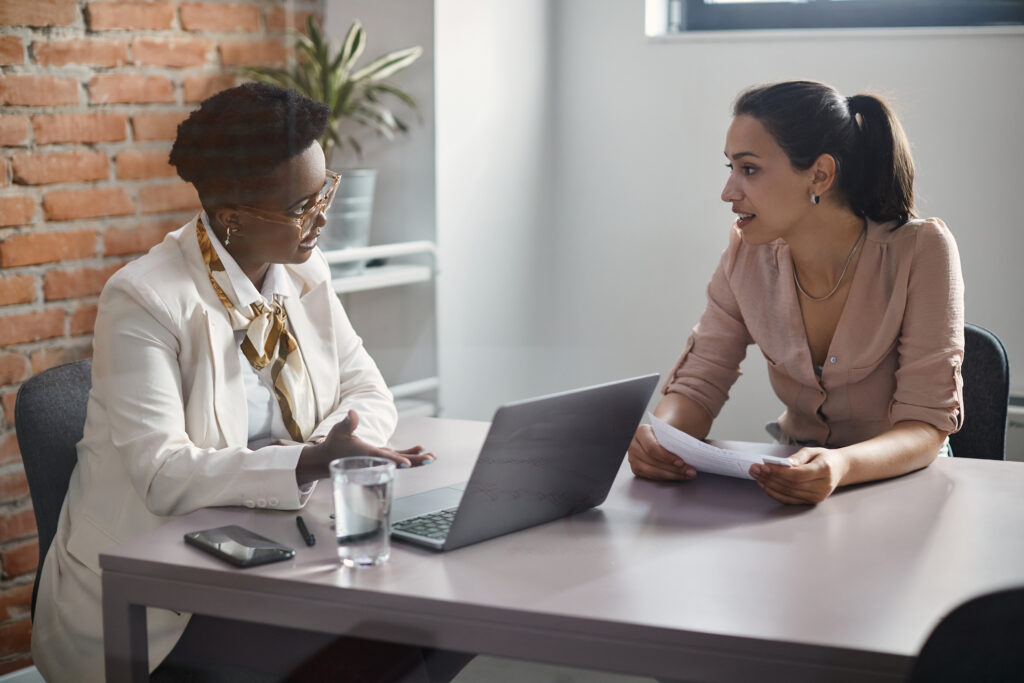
[0,0,321,672]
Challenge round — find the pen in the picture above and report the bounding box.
[296,515,315,546]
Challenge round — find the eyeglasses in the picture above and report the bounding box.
[233,170,341,228]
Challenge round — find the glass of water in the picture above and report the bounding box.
[329,456,395,568]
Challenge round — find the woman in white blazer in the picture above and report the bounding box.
[31,84,461,682]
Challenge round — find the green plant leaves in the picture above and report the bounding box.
[243,15,421,161]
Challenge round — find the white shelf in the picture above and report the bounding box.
[395,399,437,420]
[322,240,436,264]
[331,264,432,294]
[389,376,440,399]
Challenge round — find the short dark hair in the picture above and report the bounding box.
[734,80,915,226]
[170,82,329,207]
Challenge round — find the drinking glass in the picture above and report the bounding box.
[329,456,395,568]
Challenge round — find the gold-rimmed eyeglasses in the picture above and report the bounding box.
[233,170,341,228]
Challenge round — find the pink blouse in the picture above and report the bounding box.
[664,217,965,447]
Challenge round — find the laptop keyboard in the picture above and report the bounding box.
[393,507,458,540]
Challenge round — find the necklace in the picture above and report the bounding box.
[793,223,867,302]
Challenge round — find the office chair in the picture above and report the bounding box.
[948,323,1009,460]
[909,586,1024,682]
[13,359,92,620]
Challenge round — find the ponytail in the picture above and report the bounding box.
[734,81,916,227]
[845,94,915,226]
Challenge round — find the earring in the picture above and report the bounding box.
[224,227,234,246]
[810,193,820,205]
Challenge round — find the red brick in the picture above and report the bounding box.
[11,150,109,185]
[0,508,35,544]
[0,276,35,307]
[0,433,19,466]
[33,38,128,67]
[0,36,24,65]
[88,73,174,105]
[103,218,179,255]
[0,230,96,267]
[183,74,236,104]
[265,8,319,34]
[0,310,65,346]
[0,470,28,505]
[139,182,200,214]
[70,304,99,335]
[132,36,212,67]
[44,265,121,301]
[0,158,7,188]
[0,197,35,228]
[0,540,38,579]
[43,187,135,221]
[0,354,30,386]
[0,583,34,621]
[86,1,174,30]
[0,618,31,657]
[0,0,77,27]
[2,392,15,425]
[30,345,91,375]
[33,112,127,145]
[180,3,259,32]
[131,111,189,141]
[0,75,79,107]
[116,148,174,179]
[0,116,30,146]
[219,39,287,67]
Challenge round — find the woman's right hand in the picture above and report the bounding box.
[296,410,435,485]
[627,424,697,481]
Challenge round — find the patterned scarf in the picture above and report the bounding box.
[196,216,315,442]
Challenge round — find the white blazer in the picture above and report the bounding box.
[31,217,397,683]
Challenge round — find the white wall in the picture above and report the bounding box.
[323,1,438,389]
[437,1,1024,439]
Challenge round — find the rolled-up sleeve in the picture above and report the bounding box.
[663,228,754,418]
[889,219,965,433]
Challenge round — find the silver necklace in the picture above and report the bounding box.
[793,223,867,302]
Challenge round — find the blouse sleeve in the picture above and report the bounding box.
[889,219,965,433]
[663,227,754,418]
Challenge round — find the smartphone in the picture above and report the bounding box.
[184,525,295,568]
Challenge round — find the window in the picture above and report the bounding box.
[666,0,1024,32]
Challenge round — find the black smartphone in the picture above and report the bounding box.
[184,525,295,568]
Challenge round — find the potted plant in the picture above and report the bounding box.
[246,16,422,274]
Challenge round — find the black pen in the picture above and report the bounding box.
[296,515,315,546]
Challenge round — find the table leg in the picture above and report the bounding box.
[103,574,149,683]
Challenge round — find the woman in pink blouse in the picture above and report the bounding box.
[628,80,964,505]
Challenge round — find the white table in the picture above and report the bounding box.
[101,418,1024,682]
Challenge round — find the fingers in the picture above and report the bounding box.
[755,477,812,505]
[627,427,695,482]
[372,445,436,469]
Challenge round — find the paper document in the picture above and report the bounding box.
[648,413,798,480]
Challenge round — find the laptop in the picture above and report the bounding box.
[390,374,659,551]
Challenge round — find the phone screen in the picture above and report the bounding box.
[184,525,295,568]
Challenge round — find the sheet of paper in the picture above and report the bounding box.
[648,413,798,480]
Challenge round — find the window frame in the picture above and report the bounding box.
[671,0,1024,33]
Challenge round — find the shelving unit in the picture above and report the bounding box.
[323,242,439,420]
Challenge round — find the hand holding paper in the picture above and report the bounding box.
[648,413,797,480]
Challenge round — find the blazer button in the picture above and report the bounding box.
[256,498,267,508]
[268,497,279,507]
[244,500,256,508]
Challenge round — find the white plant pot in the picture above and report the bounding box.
[322,168,377,276]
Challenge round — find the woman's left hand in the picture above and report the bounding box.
[748,447,848,505]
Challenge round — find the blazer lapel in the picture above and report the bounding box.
[283,279,338,423]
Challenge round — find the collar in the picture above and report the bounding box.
[200,210,294,304]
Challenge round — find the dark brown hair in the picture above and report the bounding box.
[734,80,915,226]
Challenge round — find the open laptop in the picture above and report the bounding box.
[390,374,659,551]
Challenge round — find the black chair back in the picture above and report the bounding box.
[948,323,1009,460]
[14,359,92,620]
[910,586,1024,682]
